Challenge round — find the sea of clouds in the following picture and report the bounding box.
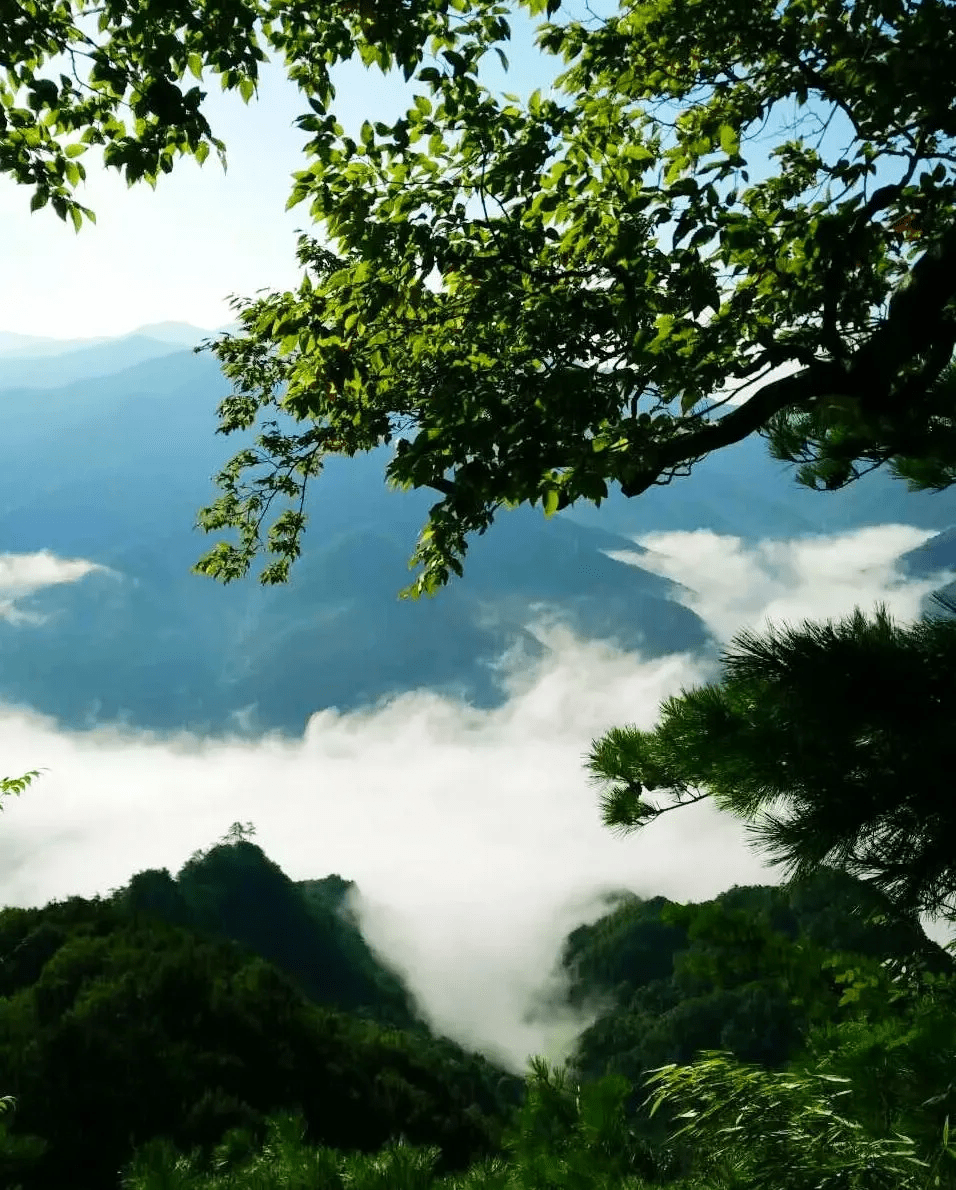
[0,523,951,1073]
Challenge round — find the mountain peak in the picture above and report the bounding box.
[123,321,216,345]
[0,321,217,359]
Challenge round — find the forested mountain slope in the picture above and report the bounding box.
[0,842,526,1189]
[115,835,424,1032]
[3,839,949,1190]
[558,867,952,1117]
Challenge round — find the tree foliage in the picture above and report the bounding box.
[560,868,952,1147]
[643,962,956,1190]
[1,0,503,226]
[178,0,956,595]
[643,1050,945,1190]
[118,1059,663,1190]
[117,836,425,1029]
[2,842,952,1189]
[0,768,40,1124]
[587,605,956,924]
[0,770,40,808]
[8,7,956,1182]
[119,964,956,1190]
[7,1,956,594]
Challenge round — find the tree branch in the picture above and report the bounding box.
[618,219,956,497]
[618,359,836,496]
[647,790,712,817]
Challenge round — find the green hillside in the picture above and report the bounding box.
[2,839,951,1190]
[115,834,424,1033]
[561,867,951,1098]
[0,842,526,1190]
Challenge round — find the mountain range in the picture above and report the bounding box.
[3,326,956,1188]
[1,326,955,734]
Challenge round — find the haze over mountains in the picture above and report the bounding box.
[0,330,712,734]
[0,321,213,379]
[1,325,955,737]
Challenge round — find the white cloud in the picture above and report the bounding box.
[0,526,950,1074]
[0,550,106,623]
[608,524,950,642]
[0,550,105,596]
[0,639,761,1072]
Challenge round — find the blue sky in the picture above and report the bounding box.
[0,8,558,339]
[0,2,893,343]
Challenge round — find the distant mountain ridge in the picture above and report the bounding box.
[1,331,954,734]
[0,321,212,355]
[0,342,712,734]
[0,322,214,388]
[897,526,956,616]
[0,330,99,354]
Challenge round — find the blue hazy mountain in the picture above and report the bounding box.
[0,321,208,357]
[898,526,956,576]
[0,343,711,734]
[4,332,954,735]
[562,435,956,541]
[0,330,103,354]
[896,526,956,617]
[0,323,211,390]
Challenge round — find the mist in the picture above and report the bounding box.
[0,550,107,624]
[0,524,949,1073]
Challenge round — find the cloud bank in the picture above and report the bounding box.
[0,525,948,1073]
[0,550,106,624]
[609,524,948,641]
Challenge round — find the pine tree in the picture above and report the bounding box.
[587,606,956,925]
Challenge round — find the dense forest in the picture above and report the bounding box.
[2,831,952,1189]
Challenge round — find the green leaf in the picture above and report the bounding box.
[718,124,739,156]
[542,488,560,517]
[442,49,468,76]
[648,312,675,351]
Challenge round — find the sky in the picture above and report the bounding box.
[0,522,951,1076]
[0,10,551,340]
[0,0,860,342]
